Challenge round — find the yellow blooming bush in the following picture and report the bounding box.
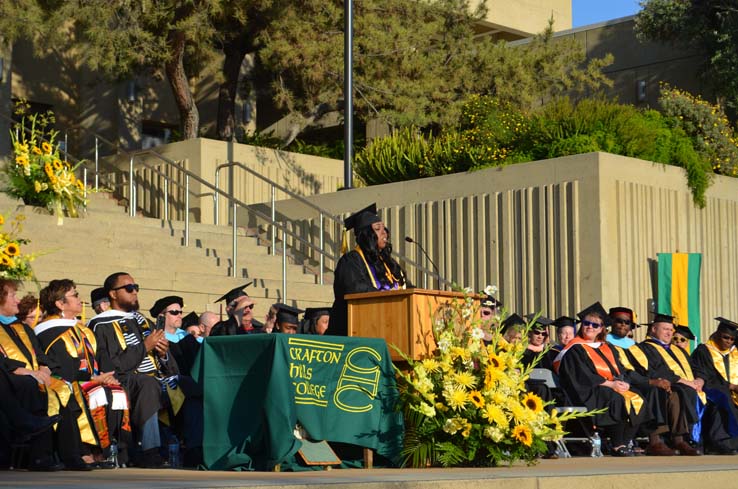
[0,213,36,280]
[6,111,87,218]
[395,288,595,467]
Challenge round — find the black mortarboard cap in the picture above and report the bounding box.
[674,325,695,340]
[90,287,109,307]
[275,304,304,325]
[524,313,553,328]
[609,307,634,318]
[304,307,331,321]
[480,294,502,309]
[181,311,199,328]
[500,313,526,333]
[577,302,610,325]
[649,312,675,325]
[150,296,183,318]
[214,282,253,304]
[715,317,738,336]
[344,203,381,231]
[553,316,578,329]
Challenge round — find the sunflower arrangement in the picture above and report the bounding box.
[0,212,36,280]
[6,110,87,219]
[395,287,596,467]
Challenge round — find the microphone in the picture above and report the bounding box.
[405,236,440,276]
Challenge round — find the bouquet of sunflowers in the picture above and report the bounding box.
[395,287,595,467]
[0,212,36,281]
[6,109,87,220]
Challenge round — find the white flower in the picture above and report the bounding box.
[484,285,498,296]
[471,327,485,340]
[438,338,451,353]
[418,402,436,418]
[463,286,473,294]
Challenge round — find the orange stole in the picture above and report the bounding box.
[581,343,644,416]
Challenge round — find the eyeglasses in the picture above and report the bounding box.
[581,320,603,329]
[719,334,736,342]
[613,318,632,326]
[166,310,183,316]
[65,291,80,299]
[111,283,139,293]
[672,337,688,344]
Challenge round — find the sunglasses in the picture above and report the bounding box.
[166,310,183,316]
[719,334,736,342]
[65,291,80,299]
[111,283,140,293]
[672,337,688,344]
[613,318,632,326]
[581,320,603,329]
[532,331,548,337]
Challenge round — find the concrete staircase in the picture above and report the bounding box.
[0,192,334,321]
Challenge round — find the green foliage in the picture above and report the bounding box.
[658,84,738,177]
[357,96,718,207]
[635,0,738,112]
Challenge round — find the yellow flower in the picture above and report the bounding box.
[4,243,20,257]
[484,364,505,388]
[52,159,63,171]
[44,163,53,176]
[32,146,42,155]
[469,390,485,408]
[482,403,508,428]
[76,180,85,191]
[15,155,29,166]
[487,351,503,369]
[0,255,13,267]
[34,181,42,193]
[512,424,533,446]
[444,384,468,411]
[453,371,477,390]
[522,392,544,413]
[421,358,440,372]
[0,215,4,226]
[41,142,52,154]
[461,419,472,438]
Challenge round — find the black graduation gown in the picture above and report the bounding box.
[691,343,738,444]
[329,250,410,336]
[631,339,703,425]
[558,342,657,428]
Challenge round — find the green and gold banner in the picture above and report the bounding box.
[192,334,403,471]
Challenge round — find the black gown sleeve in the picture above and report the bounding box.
[691,344,729,390]
[94,322,146,376]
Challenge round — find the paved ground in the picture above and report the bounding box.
[2,455,738,489]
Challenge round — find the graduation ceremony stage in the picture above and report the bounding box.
[3,456,738,489]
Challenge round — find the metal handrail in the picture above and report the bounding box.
[214,160,453,289]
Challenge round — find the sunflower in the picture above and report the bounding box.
[522,392,544,413]
[41,142,52,154]
[52,159,63,171]
[487,351,503,369]
[15,155,29,166]
[32,146,42,155]
[512,424,533,446]
[0,255,13,267]
[0,215,4,226]
[4,243,20,257]
[469,390,485,408]
[44,163,53,176]
[76,180,85,191]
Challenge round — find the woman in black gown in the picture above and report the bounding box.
[329,203,410,336]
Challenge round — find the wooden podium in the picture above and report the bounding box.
[345,288,471,361]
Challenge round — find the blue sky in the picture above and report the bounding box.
[572,0,642,28]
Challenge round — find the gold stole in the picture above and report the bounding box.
[0,323,71,416]
[581,343,644,415]
[42,322,99,445]
[649,340,707,404]
[354,246,406,290]
[612,344,637,371]
[628,345,650,370]
[705,341,738,406]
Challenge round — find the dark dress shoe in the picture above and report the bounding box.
[646,442,676,456]
[674,441,702,456]
[706,443,738,455]
[29,457,65,471]
[611,445,634,457]
[94,460,117,469]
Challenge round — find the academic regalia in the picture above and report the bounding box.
[34,317,132,456]
[558,339,658,429]
[691,339,738,450]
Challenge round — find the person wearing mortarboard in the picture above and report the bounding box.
[299,307,331,335]
[627,312,705,456]
[150,296,188,344]
[208,282,258,336]
[273,304,304,334]
[90,287,111,315]
[329,203,410,336]
[556,302,668,457]
[607,307,639,349]
[181,311,203,339]
[521,314,553,370]
[690,317,738,454]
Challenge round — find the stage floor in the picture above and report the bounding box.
[2,456,738,489]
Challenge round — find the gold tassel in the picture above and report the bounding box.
[341,229,348,255]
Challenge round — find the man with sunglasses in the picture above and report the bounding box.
[690,317,738,454]
[628,313,704,456]
[209,283,262,336]
[607,307,638,349]
[150,296,187,344]
[88,272,177,468]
